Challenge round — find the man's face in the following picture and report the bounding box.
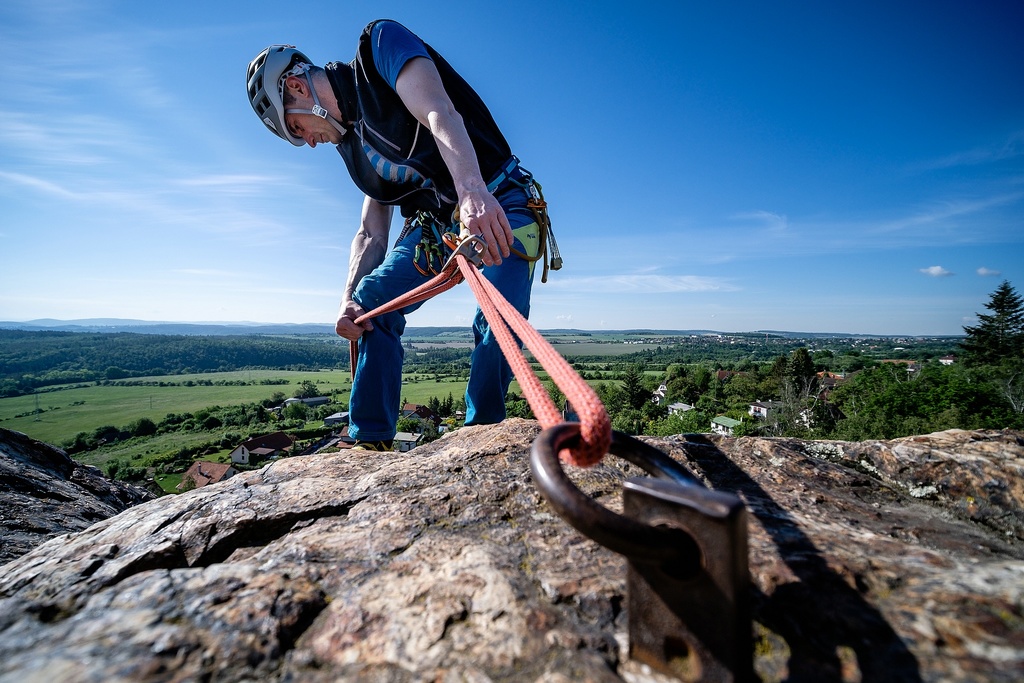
[285,111,342,148]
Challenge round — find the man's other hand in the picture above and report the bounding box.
[336,301,373,341]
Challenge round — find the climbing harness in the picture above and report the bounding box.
[348,200,751,682]
[457,157,563,282]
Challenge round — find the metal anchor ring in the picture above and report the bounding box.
[530,423,705,565]
[532,423,753,681]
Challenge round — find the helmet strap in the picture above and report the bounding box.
[284,67,348,140]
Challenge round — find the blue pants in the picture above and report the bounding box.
[349,180,539,441]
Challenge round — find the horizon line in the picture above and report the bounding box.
[0,318,966,339]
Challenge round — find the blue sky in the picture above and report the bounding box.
[1,1,1022,335]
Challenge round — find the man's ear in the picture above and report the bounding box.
[284,75,308,99]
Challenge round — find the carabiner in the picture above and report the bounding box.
[413,242,431,276]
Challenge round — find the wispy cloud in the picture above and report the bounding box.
[920,266,953,277]
[548,274,737,294]
[174,174,294,195]
[916,130,1024,171]
[730,210,789,234]
[875,192,1023,235]
[0,171,80,199]
[171,268,241,278]
[977,267,1001,277]
[0,111,129,166]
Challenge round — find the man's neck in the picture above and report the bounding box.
[309,69,345,124]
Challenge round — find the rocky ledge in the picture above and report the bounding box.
[0,421,1021,682]
[0,428,154,565]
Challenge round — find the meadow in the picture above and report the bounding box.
[0,368,487,447]
[0,333,695,449]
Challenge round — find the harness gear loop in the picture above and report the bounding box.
[403,211,453,276]
[412,243,432,276]
[522,180,562,283]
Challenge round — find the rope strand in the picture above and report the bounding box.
[348,242,610,466]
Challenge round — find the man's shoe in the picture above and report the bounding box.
[351,440,393,452]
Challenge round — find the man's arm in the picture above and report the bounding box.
[335,196,393,341]
[394,56,512,267]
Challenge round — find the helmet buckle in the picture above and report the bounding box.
[311,104,328,119]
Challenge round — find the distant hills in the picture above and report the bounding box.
[0,318,961,339]
[0,319,336,336]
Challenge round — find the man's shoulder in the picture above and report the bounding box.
[373,19,426,42]
[367,20,431,89]
[364,18,413,39]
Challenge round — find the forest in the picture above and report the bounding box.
[0,330,350,397]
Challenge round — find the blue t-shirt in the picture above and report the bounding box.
[371,20,431,90]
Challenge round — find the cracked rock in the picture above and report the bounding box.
[1,421,1022,682]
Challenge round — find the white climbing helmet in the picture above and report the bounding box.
[246,45,348,146]
[247,45,308,146]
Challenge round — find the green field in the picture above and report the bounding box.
[547,341,664,356]
[76,429,237,470]
[154,472,184,494]
[0,369,483,447]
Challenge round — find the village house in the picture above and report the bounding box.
[667,402,694,415]
[651,383,668,405]
[394,432,422,452]
[324,411,350,427]
[401,403,440,429]
[748,401,779,420]
[711,416,742,436]
[283,396,331,408]
[881,359,919,374]
[229,431,296,466]
[816,371,846,390]
[178,461,238,491]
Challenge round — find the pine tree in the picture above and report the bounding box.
[960,280,1024,365]
[788,347,817,395]
[620,363,650,410]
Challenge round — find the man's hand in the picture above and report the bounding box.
[458,187,513,267]
[335,300,373,341]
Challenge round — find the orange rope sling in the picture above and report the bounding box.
[348,233,610,467]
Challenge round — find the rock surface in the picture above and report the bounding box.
[0,427,155,565]
[0,421,1021,682]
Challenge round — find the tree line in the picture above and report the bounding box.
[554,280,1024,440]
[0,331,350,396]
